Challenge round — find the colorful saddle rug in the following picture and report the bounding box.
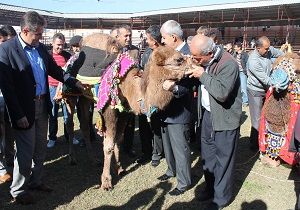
[96,52,135,111]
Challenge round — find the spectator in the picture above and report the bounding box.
[225,42,234,55]
[68,35,97,147]
[116,25,140,158]
[1,25,17,40]
[0,27,11,184]
[0,25,17,179]
[234,42,249,106]
[186,34,242,210]
[158,20,194,196]
[47,33,80,148]
[197,26,209,36]
[0,11,84,205]
[137,25,163,167]
[247,36,284,150]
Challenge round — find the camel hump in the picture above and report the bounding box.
[81,33,120,52]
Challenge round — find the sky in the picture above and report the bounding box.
[0,0,246,13]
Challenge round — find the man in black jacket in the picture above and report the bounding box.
[0,11,84,205]
[137,25,163,167]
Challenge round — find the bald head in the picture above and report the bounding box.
[190,34,216,66]
[256,36,270,48]
[256,36,271,57]
[190,34,215,56]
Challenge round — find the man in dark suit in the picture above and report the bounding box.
[157,20,194,196]
[0,11,84,205]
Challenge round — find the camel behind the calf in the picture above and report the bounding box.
[75,33,190,189]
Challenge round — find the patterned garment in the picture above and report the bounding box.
[96,52,135,112]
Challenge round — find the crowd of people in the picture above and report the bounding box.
[0,10,299,210]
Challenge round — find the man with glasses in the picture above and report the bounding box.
[247,36,283,150]
[0,11,85,204]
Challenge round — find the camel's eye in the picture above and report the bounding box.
[176,57,184,63]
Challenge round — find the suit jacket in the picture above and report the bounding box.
[0,36,79,129]
[162,42,195,124]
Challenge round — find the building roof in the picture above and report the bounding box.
[0,0,300,29]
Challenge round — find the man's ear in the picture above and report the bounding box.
[209,52,214,58]
[172,34,177,42]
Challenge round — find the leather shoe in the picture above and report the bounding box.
[29,183,53,192]
[151,160,160,167]
[13,193,35,205]
[157,174,173,181]
[169,188,186,196]
[0,173,12,183]
[198,190,214,201]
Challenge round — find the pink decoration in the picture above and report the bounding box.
[96,53,135,111]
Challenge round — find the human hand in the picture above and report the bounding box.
[185,64,205,79]
[16,116,29,128]
[162,80,176,91]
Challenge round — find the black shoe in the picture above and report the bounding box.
[204,202,223,210]
[198,190,214,201]
[136,156,151,164]
[157,174,173,181]
[151,160,160,167]
[169,188,186,196]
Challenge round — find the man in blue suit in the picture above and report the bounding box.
[0,11,84,205]
[157,20,195,196]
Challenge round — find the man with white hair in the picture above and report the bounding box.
[157,20,194,196]
[186,34,242,209]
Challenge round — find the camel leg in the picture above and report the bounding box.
[101,135,114,190]
[114,133,125,176]
[65,97,77,165]
[113,116,128,176]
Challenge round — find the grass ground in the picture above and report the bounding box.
[0,106,299,210]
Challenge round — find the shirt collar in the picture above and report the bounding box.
[207,46,221,66]
[175,41,186,51]
[18,33,38,50]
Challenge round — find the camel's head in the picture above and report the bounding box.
[150,46,190,74]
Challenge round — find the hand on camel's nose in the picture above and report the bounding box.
[185,64,205,79]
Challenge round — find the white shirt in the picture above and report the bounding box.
[175,41,186,52]
[201,47,221,112]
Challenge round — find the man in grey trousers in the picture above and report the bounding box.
[157,20,195,196]
[246,36,283,150]
[0,11,84,204]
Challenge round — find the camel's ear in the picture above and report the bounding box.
[151,47,166,66]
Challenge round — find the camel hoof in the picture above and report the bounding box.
[101,175,112,190]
